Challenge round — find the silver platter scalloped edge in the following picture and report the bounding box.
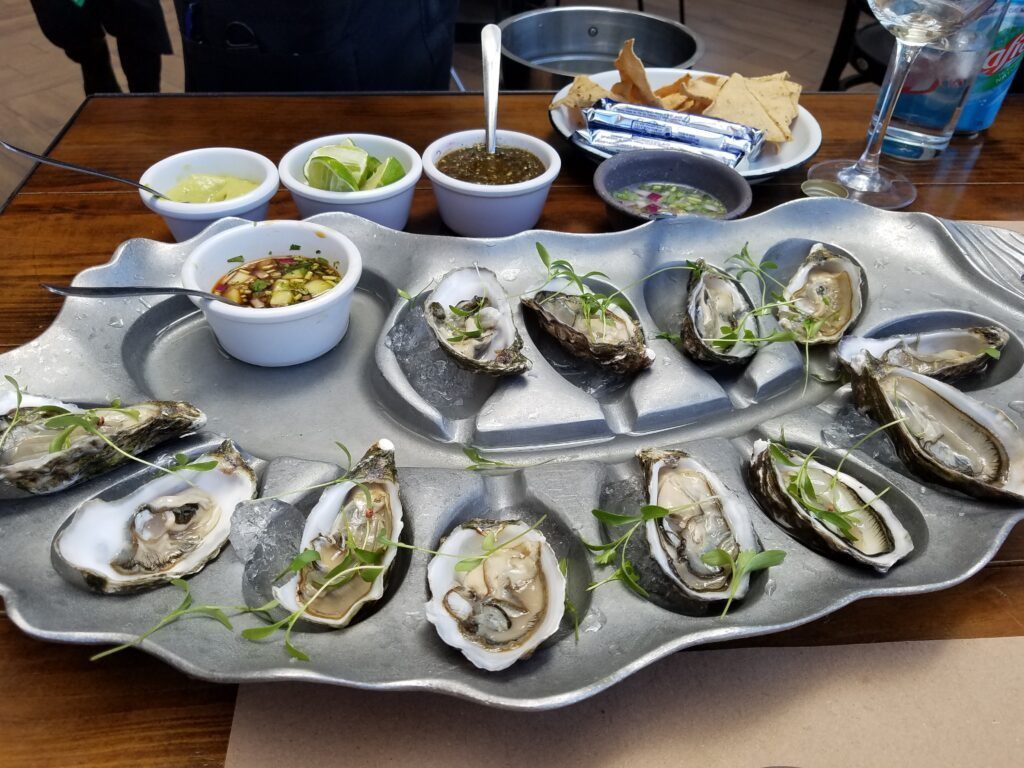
[1,198,1023,710]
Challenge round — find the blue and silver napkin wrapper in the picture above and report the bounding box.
[572,129,744,168]
[575,99,765,167]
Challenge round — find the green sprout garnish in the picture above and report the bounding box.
[559,557,580,642]
[396,288,414,302]
[582,503,695,598]
[461,445,556,472]
[261,440,371,509]
[700,548,786,618]
[0,375,25,454]
[984,346,1002,360]
[90,579,271,661]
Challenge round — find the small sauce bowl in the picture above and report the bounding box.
[594,149,752,227]
[422,129,561,237]
[140,147,279,242]
[279,133,422,230]
[181,220,362,367]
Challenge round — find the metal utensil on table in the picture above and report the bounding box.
[42,283,237,306]
[481,23,502,154]
[0,139,168,199]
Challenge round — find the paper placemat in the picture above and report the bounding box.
[227,219,1024,768]
[227,636,1024,768]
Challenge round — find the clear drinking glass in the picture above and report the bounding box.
[807,0,996,209]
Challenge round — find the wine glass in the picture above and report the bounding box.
[807,0,995,209]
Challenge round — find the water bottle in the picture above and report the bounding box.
[876,0,1009,160]
[956,0,1024,132]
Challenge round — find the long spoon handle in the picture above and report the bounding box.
[42,283,236,306]
[1,139,167,199]
[481,24,502,154]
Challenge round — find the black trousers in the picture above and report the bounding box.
[174,0,458,92]
[30,0,171,94]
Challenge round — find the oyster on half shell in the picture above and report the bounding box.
[749,440,913,572]
[777,243,864,345]
[851,357,1024,503]
[0,392,205,495]
[838,326,1009,382]
[424,267,531,376]
[522,278,655,374]
[52,440,257,593]
[638,448,759,602]
[424,519,565,672]
[274,440,403,628]
[680,260,758,366]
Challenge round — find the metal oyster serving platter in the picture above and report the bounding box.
[2,198,1023,710]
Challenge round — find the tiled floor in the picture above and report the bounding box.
[0,0,866,202]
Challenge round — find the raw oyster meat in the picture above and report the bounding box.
[638,448,759,601]
[522,278,654,374]
[679,260,758,366]
[851,358,1024,503]
[275,440,404,627]
[838,326,1009,381]
[52,440,257,593]
[749,439,913,572]
[424,519,565,672]
[0,392,205,495]
[424,267,531,376]
[777,243,864,344]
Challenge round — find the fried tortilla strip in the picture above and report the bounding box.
[549,75,616,111]
[614,38,663,107]
[654,74,692,98]
[703,73,789,142]
[661,92,695,111]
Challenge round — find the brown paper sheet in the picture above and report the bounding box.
[227,637,1024,768]
[227,220,1024,768]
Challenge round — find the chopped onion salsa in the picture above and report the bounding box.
[213,255,342,308]
[436,144,545,185]
[613,182,727,219]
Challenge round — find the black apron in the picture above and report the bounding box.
[174,0,458,92]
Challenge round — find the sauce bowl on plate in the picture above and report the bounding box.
[140,147,279,242]
[181,220,362,367]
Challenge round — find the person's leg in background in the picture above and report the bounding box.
[29,0,120,95]
[101,0,173,93]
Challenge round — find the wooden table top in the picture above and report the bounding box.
[1,92,1023,768]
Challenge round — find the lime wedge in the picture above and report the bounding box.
[304,156,360,192]
[361,156,406,190]
[304,144,370,187]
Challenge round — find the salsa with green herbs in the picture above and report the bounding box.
[213,256,342,308]
[435,144,545,185]
[613,182,727,219]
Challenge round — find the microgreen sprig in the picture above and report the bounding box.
[461,445,556,472]
[558,557,580,642]
[583,503,700,598]
[0,375,25,454]
[260,440,372,510]
[700,548,786,618]
[242,548,385,661]
[90,579,273,661]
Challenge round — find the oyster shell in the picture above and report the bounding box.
[851,358,1024,503]
[0,395,206,495]
[274,440,403,628]
[424,519,565,672]
[838,326,1009,381]
[749,439,913,572]
[638,448,759,601]
[52,440,257,593]
[522,278,654,374]
[777,243,864,344]
[680,260,758,366]
[424,267,531,376]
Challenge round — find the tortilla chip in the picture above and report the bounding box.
[549,75,616,111]
[613,39,663,107]
[654,74,692,98]
[685,75,726,102]
[703,73,789,142]
[660,93,694,111]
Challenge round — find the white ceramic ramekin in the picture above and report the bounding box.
[181,220,362,367]
[421,129,561,237]
[140,147,279,242]
[278,133,422,230]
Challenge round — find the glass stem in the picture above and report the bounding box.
[855,39,922,176]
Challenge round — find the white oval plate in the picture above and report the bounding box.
[549,68,823,182]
